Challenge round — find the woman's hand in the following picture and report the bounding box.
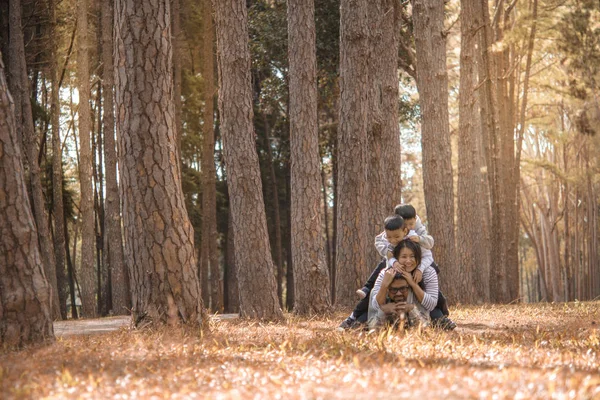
[412,269,423,284]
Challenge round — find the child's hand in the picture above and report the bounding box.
[392,261,405,274]
[408,235,420,243]
[412,269,423,284]
[381,268,396,288]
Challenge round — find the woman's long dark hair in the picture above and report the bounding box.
[392,239,422,267]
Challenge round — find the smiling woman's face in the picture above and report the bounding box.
[398,246,417,272]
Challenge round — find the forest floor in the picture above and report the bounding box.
[1,303,600,399]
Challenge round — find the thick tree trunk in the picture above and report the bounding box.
[412,0,457,298]
[8,0,61,320]
[213,0,282,320]
[50,0,68,320]
[288,0,331,315]
[77,0,97,318]
[114,0,204,326]
[201,0,222,312]
[102,0,129,316]
[367,0,402,266]
[0,58,54,347]
[335,0,370,307]
[457,0,489,304]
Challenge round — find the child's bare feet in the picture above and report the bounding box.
[356,289,366,299]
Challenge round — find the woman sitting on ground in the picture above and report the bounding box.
[368,240,437,329]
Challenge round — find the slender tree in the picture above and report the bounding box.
[114,0,204,325]
[77,0,97,317]
[288,0,331,314]
[201,0,222,312]
[102,0,129,315]
[335,0,370,307]
[50,0,68,319]
[0,57,54,347]
[213,0,283,320]
[411,0,457,299]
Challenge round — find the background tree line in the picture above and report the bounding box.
[1,0,599,346]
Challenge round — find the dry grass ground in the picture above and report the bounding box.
[1,302,600,399]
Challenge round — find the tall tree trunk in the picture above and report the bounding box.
[478,0,508,303]
[457,0,489,304]
[335,0,370,307]
[77,0,97,318]
[0,57,54,347]
[213,0,283,320]
[172,0,183,155]
[8,0,61,320]
[102,0,129,316]
[50,0,68,320]
[114,0,204,326]
[201,0,222,312]
[367,0,402,266]
[288,0,331,315]
[412,0,457,297]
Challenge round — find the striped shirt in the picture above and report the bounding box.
[369,263,439,313]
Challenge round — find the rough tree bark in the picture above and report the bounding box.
[335,0,370,307]
[288,0,331,314]
[213,0,282,320]
[201,0,222,312]
[50,0,68,320]
[77,0,97,318]
[114,0,204,325]
[102,0,129,315]
[0,57,54,347]
[367,0,402,266]
[457,0,489,304]
[412,0,457,299]
[8,0,61,320]
[172,0,183,155]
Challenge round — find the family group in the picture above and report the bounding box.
[338,204,457,331]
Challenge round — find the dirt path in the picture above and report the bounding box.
[53,314,239,337]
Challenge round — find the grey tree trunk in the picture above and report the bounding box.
[412,0,457,299]
[213,0,283,320]
[288,0,331,315]
[102,0,129,315]
[201,0,222,312]
[335,0,370,307]
[114,0,204,326]
[8,0,61,320]
[77,0,97,318]
[0,57,54,348]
